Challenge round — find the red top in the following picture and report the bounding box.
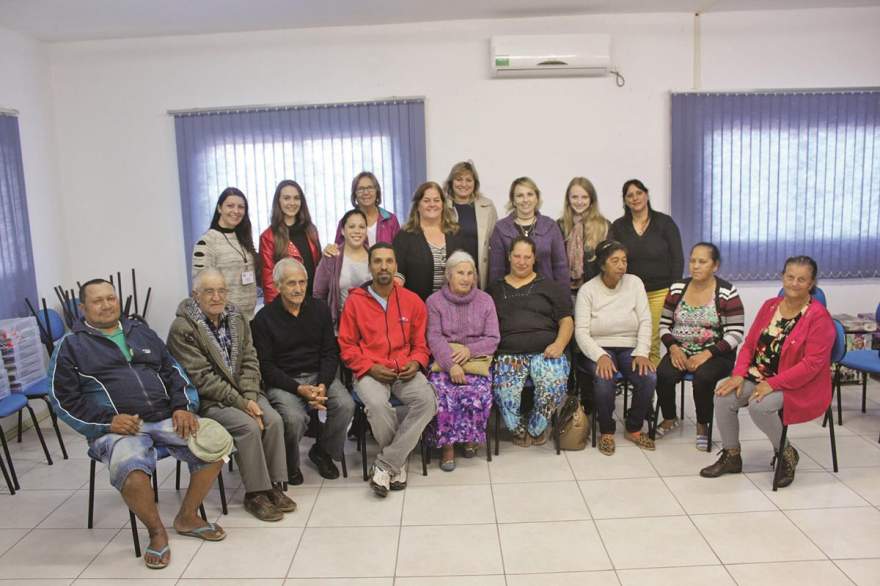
[259,227,321,303]
[733,296,835,425]
[337,283,430,379]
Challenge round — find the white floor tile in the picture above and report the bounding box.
[405,455,491,487]
[0,490,73,528]
[835,558,880,586]
[579,477,684,519]
[739,439,823,473]
[499,520,612,574]
[787,507,880,559]
[663,474,776,514]
[643,442,722,476]
[286,579,392,586]
[179,581,284,586]
[182,527,302,578]
[220,486,319,528]
[487,445,574,483]
[0,528,27,556]
[308,486,403,527]
[16,457,96,491]
[837,467,880,505]
[0,528,116,579]
[726,560,854,585]
[395,578,505,586]
[402,484,495,525]
[747,470,870,509]
[75,580,178,586]
[617,565,735,585]
[288,526,398,578]
[506,571,619,586]
[795,435,880,469]
[80,528,203,579]
[38,489,130,529]
[492,481,590,523]
[566,444,658,480]
[396,524,503,576]
[596,516,717,569]
[692,511,824,564]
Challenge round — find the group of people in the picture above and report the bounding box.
[46,160,837,571]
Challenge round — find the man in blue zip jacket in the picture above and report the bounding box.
[48,278,227,570]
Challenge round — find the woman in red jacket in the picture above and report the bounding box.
[700,255,834,488]
[259,180,322,303]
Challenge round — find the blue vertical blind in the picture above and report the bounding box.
[0,113,37,318]
[173,98,427,272]
[672,90,880,280]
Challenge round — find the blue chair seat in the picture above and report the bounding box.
[20,377,49,398]
[0,394,28,418]
[839,350,880,374]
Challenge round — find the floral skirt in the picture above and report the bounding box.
[425,371,493,447]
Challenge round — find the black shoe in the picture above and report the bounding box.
[287,468,304,486]
[776,445,800,488]
[700,449,743,478]
[309,444,340,479]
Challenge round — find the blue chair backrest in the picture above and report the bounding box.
[36,308,66,344]
[831,319,846,363]
[777,286,827,307]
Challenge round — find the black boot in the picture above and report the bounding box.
[776,445,800,488]
[700,448,743,478]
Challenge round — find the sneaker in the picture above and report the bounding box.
[390,466,407,491]
[369,464,391,497]
[267,487,297,513]
[243,492,283,522]
[700,449,743,478]
[309,444,340,480]
[776,445,800,488]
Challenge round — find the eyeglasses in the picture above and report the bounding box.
[356,186,377,194]
[199,288,228,298]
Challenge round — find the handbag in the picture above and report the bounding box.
[430,342,492,377]
[557,394,589,451]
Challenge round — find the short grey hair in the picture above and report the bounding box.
[273,257,307,286]
[193,268,225,291]
[445,250,477,279]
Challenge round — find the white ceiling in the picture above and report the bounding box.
[1,0,878,42]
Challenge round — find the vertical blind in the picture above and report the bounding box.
[173,98,427,278]
[0,113,37,318]
[672,90,880,280]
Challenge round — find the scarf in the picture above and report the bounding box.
[567,213,586,285]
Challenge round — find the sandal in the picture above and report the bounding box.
[625,432,656,451]
[531,427,551,446]
[512,433,532,448]
[175,522,227,542]
[654,418,680,439]
[462,443,477,458]
[144,545,170,570]
[440,458,456,472]
[598,434,615,456]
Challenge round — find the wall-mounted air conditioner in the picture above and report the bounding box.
[490,34,612,78]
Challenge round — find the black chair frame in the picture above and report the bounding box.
[772,406,838,491]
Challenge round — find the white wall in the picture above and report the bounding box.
[43,7,880,336]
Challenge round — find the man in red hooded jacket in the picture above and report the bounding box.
[338,243,437,497]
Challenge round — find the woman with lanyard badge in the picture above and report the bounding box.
[192,187,261,319]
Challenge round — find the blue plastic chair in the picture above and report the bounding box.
[0,392,54,494]
[771,320,842,491]
[834,316,880,430]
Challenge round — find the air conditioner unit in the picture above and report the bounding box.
[490,34,612,78]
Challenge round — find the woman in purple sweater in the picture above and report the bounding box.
[426,251,500,471]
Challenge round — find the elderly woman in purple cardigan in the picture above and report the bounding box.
[426,250,500,471]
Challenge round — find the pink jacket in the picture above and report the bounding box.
[733,296,834,425]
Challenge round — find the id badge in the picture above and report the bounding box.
[241,270,255,285]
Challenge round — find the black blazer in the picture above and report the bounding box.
[393,229,467,301]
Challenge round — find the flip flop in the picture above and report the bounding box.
[175,522,226,542]
[144,544,170,569]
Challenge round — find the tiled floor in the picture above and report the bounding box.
[1,381,880,585]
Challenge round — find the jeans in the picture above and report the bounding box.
[586,347,656,435]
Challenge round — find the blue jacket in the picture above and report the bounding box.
[48,317,199,439]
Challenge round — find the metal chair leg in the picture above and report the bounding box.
[590,407,597,448]
[827,406,839,473]
[421,439,428,477]
[88,459,96,528]
[650,395,660,440]
[707,418,714,453]
[772,425,789,492]
[198,503,207,522]
[16,411,22,442]
[175,460,181,490]
[552,411,561,455]
[25,405,53,466]
[359,407,368,482]
[217,470,228,515]
[485,407,493,462]
[41,398,68,459]
[340,450,348,478]
[129,511,141,557]
[152,469,159,503]
[0,425,20,491]
[835,365,843,426]
[679,378,686,421]
[862,373,868,414]
[0,451,14,495]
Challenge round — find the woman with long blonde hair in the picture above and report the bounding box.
[558,177,613,295]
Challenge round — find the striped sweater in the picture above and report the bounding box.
[659,277,744,357]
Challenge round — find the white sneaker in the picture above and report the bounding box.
[390,466,407,491]
[369,464,390,497]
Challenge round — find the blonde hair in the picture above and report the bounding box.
[402,181,460,234]
[443,161,482,204]
[560,177,610,253]
[506,176,542,214]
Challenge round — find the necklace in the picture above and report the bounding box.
[516,218,537,238]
